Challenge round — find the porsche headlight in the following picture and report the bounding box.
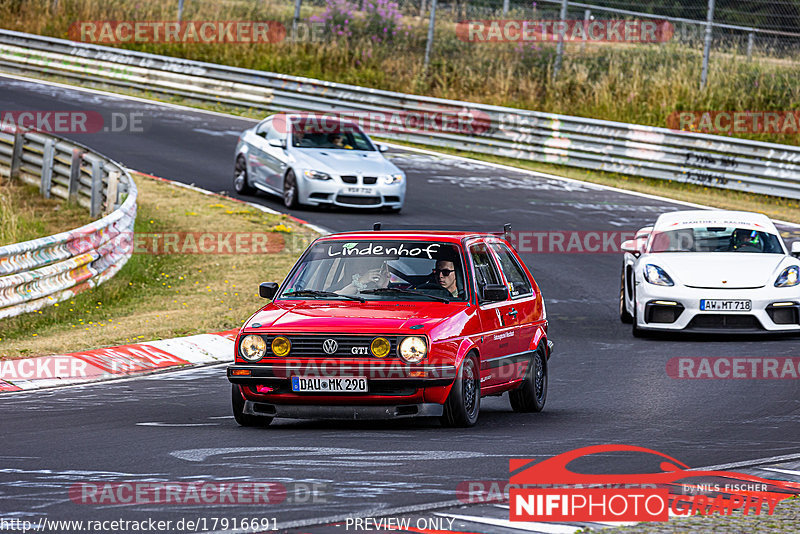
[271,336,291,357]
[381,173,403,185]
[370,337,391,358]
[398,336,427,363]
[304,170,331,180]
[775,265,800,287]
[643,264,674,286]
[240,335,267,362]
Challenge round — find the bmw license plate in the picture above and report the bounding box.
[344,187,372,195]
[700,299,752,312]
[291,376,368,393]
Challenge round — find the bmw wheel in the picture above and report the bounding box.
[233,156,255,195]
[231,384,272,427]
[283,169,299,209]
[441,353,480,427]
[509,343,547,412]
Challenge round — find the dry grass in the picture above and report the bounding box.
[0,179,94,246]
[0,173,317,358]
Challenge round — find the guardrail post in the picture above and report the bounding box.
[503,0,509,16]
[90,159,104,218]
[68,147,84,200]
[423,0,438,72]
[700,0,715,89]
[746,30,755,60]
[10,131,24,181]
[105,170,120,215]
[581,9,591,52]
[553,0,569,80]
[292,0,303,41]
[40,138,55,199]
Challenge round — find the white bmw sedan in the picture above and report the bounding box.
[620,210,800,335]
[233,113,406,211]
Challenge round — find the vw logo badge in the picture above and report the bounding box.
[322,339,338,354]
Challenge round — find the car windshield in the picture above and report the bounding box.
[290,120,375,151]
[649,227,784,254]
[279,240,469,301]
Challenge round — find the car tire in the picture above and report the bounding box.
[283,169,299,209]
[441,353,480,427]
[619,266,633,324]
[231,384,272,427]
[509,343,547,413]
[233,156,255,195]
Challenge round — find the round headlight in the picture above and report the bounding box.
[398,336,427,363]
[371,337,391,358]
[240,335,267,362]
[271,336,291,357]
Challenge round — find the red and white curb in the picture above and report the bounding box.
[0,330,237,392]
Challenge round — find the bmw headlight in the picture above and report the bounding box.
[775,265,799,287]
[381,173,403,185]
[398,336,427,363]
[304,170,331,180]
[643,264,674,286]
[240,335,267,362]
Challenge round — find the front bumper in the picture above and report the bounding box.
[634,283,800,333]
[243,400,443,420]
[298,177,405,209]
[227,363,457,387]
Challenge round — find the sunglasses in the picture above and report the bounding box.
[433,268,455,276]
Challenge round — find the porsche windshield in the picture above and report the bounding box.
[279,241,469,301]
[650,227,784,254]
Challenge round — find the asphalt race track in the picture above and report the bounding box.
[1,76,799,532]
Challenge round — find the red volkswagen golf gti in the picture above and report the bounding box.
[227,228,553,427]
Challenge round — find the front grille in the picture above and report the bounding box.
[363,176,377,185]
[263,334,400,358]
[687,314,762,330]
[384,196,400,202]
[341,175,357,184]
[645,302,684,324]
[336,194,381,205]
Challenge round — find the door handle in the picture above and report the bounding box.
[508,308,518,317]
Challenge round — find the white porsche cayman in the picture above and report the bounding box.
[620,210,800,335]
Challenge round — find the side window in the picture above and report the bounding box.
[266,121,283,142]
[490,243,533,298]
[469,243,502,303]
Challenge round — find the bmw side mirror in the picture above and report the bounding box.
[482,284,509,302]
[377,144,389,152]
[621,239,639,255]
[792,241,800,258]
[259,282,279,299]
[268,138,285,149]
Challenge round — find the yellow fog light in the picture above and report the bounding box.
[371,337,391,358]
[271,336,291,357]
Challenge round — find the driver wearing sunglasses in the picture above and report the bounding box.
[433,260,459,298]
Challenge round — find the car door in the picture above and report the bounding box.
[263,120,288,190]
[488,240,540,385]
[248,119,273,187]
[467,240,521,390]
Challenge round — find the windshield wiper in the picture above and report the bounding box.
[361,287,450,303]
[283,290,365,303]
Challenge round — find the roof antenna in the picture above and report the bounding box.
[503,223,512,240]
[373,222,382,231]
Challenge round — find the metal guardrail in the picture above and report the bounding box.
[0,29,799,200]
[0,128,137,320]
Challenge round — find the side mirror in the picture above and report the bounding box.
[377,144,389,152]
[268,138,285,149]
[259,282,279,299]
[792,241,800,258]
[482,284,509,302]
[621,239,640,255]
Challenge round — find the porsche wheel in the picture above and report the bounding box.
[283,169,299,209]
[509,343,547,413]
[441,353,480,427]
[231,385,272,427]
[233,156,255,195]
[619,266,633,324]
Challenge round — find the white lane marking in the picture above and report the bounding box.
[434,512,580,533]
[170,447,356,462]
[693,452,800,472]
[761,467,800,477]
[136,422,220,427]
